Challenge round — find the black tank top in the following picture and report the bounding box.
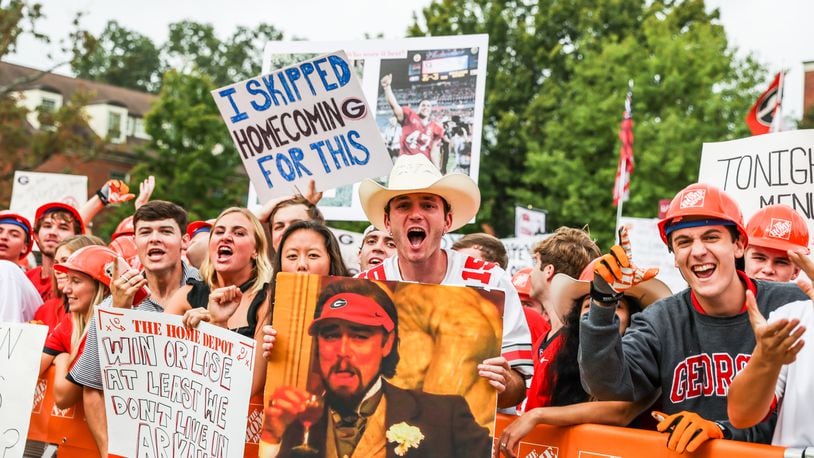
[187,277,268,338]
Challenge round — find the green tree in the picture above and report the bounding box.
[71,20,161,92]
[162,20,283,86]
[100,70,247,234]
[0,0,101,207]
[412,0,763,247]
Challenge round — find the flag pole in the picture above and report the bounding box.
[770,70,786,133]
[614,156,627,243]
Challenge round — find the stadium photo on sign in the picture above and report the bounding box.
[260,35,489,222]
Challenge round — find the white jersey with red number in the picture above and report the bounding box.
[357,248,533,378]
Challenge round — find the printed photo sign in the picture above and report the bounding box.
[260,273,503,457]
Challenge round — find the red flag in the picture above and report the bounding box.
[745,72,781,135]
[613,83,634,207]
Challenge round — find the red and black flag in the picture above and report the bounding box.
[745,72,782,135]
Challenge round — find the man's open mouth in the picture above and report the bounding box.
[407,228,426,247]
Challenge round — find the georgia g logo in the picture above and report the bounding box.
[330,298,348,309]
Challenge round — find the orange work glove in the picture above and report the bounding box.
[97,179,135,205]
[653,410,725,453]
[594,225,659,294]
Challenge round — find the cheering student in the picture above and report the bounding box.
[579,183,808,453]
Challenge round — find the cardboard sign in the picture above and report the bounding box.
[698,130,814,251]
[0,323,48,458]
[515,207,546,238]
[213,51,392,204]
[95,308,256,458]
[262,274,503,457]
[9,171,87,227]
[619,217,686,294]
[261,35,490,221]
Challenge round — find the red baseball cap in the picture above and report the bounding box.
[308,292,395,335]
[35,202,85,234]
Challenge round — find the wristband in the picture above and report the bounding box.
[590,282,623,304]
[96,189,110,206]
[714,422,732,440]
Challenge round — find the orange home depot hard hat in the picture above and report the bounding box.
[109,234,142,271]
[657,183,748,247]
[0,210,33,258]
[746,204,810,254]
[55,245,147,303]
[511,267,534,299]
[111,215,135,241]
[35,202,86,234]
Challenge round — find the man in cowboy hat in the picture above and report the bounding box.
[356,154,533,408]
[579,184,809,453]
[261,279,491,458]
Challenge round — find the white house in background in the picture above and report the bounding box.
[0,61,156,192]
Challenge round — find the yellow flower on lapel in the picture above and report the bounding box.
[386,422,424,456]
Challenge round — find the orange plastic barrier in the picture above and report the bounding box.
[27,367,99,458]
[492,413,785,458]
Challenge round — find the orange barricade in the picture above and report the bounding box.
[27,367,99,458]
[493,413,784,458]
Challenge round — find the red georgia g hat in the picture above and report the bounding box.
[308,292,395,335]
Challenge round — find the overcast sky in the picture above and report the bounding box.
[7,0,813,118]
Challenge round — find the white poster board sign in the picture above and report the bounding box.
[0,323,48,458]
[9,171,87,226]
[501,235,550,275]
[260,34,490,221]
[698,130,814,252]
[213,51,392,207]
[619,217,687,294]
[96,308,255,458]
[515,207,546,238]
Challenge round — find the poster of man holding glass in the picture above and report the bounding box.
[260,277,494,458]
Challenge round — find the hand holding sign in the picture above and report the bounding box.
[790,250,814,304]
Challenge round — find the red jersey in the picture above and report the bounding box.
[34,297,67,333]
[26,266,54,301]
[44,313,73,355]
[524,329,566,411]
[399,106,444,159]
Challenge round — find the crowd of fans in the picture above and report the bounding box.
[3,150,813,456]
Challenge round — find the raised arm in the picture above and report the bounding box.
[380,74,404,122]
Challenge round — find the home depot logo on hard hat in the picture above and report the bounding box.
[768,218,792,240]
[679,189,706,209]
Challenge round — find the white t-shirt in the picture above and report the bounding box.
[769,299,814,447]
[0,260,43,322]
[357,248,533,377]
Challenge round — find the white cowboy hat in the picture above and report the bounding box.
[359,154,480,231]
[547,258,672,321]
